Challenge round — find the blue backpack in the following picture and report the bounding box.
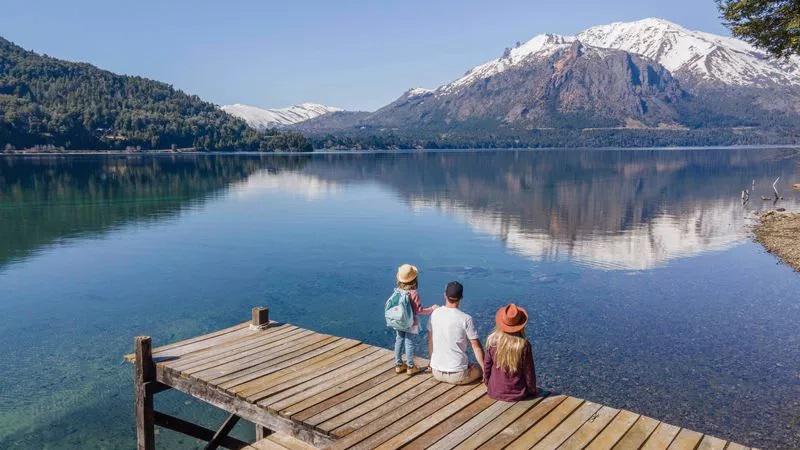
[385,288,414,331]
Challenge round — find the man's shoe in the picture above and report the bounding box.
[395,363,407,374]
[406,365,421,376]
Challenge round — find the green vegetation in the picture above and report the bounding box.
[310,126,800,150]
[719,0,800,57]
[0,37,311,152]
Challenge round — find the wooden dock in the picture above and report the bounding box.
[126,307,754,449]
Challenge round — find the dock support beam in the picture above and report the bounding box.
[204,413,241,450]
[135,336,156,450]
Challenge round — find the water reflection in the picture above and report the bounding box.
[299,149,800,269]
[1,149,798,271]
[0,155,309,267]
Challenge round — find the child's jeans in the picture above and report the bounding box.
[394,330,415,367]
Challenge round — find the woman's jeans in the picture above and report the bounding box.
[394,330,415,367]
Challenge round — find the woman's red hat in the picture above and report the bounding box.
[495,303,528,333]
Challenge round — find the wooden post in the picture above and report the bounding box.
[251,306,269,329]
[252,306,271,439]
[135,336,156,450]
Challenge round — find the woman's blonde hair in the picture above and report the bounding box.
[486,327,527,374]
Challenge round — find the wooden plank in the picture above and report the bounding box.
[302,370,429,427]
[584,409,640,450]
[505,396,585,450]
[234,344,376,399]
[477,394,567,449]
[374,384,488,450]
[153,323,281,360]
[330,377,447,440]
[246,345,386,404]
[253,349,393,406]
[613,416,661,449]
[348,383,479,450]
[189,334,338,379]
[557,405,620,449]
[429,399,515,450]
[328,381,458,449]
[156,366,335,448]
[697,435,728,450]
[265,432,318,450]
[287,367,398,420]
[403,394,496,450]
[641,422,681,450]
[247,346,390,406]
[725,443,750,450]
[531,401,603,449]
[452,396,543,450]
[247,438,287,449]
[212,338,356,387]
[668,428,704,450]
[124,321,250,360]
[268,355,398,412]
[167,326,305,371]
[171,326,311,371]
[227,341,368,392]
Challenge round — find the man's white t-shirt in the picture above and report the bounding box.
[427,306,479,372]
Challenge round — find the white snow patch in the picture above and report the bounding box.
[221,102,343,129]
[406,87,433,97]
[577,17,800,86]
[439,34,575,94]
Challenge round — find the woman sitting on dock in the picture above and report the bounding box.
[484,304,538,401]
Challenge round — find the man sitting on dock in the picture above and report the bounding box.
[427,281,485,384]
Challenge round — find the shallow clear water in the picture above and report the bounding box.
[1,149,799,449]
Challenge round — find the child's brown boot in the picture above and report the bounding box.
[406,365,421,376]
[395,363,407,374]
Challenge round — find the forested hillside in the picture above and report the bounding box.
[0,37,310,151]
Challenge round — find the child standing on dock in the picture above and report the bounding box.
[484,304,538,401]
[385,264,437,375]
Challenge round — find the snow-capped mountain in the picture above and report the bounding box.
[577,18,800,87]
[297,17,800,142]
[437,17,800,94]
[366,40,686,129]
[222,102,342,129]
[441,34,575,94]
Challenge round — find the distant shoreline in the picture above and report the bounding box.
[3,143,800,157]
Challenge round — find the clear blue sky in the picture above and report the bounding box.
[2,0,729,111]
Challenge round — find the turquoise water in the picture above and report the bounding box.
[1,149,799,449]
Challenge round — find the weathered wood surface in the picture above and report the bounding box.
[127,321,754,449]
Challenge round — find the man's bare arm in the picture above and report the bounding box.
[470,338,485,371]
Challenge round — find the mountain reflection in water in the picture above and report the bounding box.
[2,149,798,270]
[297,149,800,269]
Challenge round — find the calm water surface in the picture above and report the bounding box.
[1,149,799,449]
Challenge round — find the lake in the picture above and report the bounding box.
[1,148,799,449]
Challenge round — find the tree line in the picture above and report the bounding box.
[0,37,311,152]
